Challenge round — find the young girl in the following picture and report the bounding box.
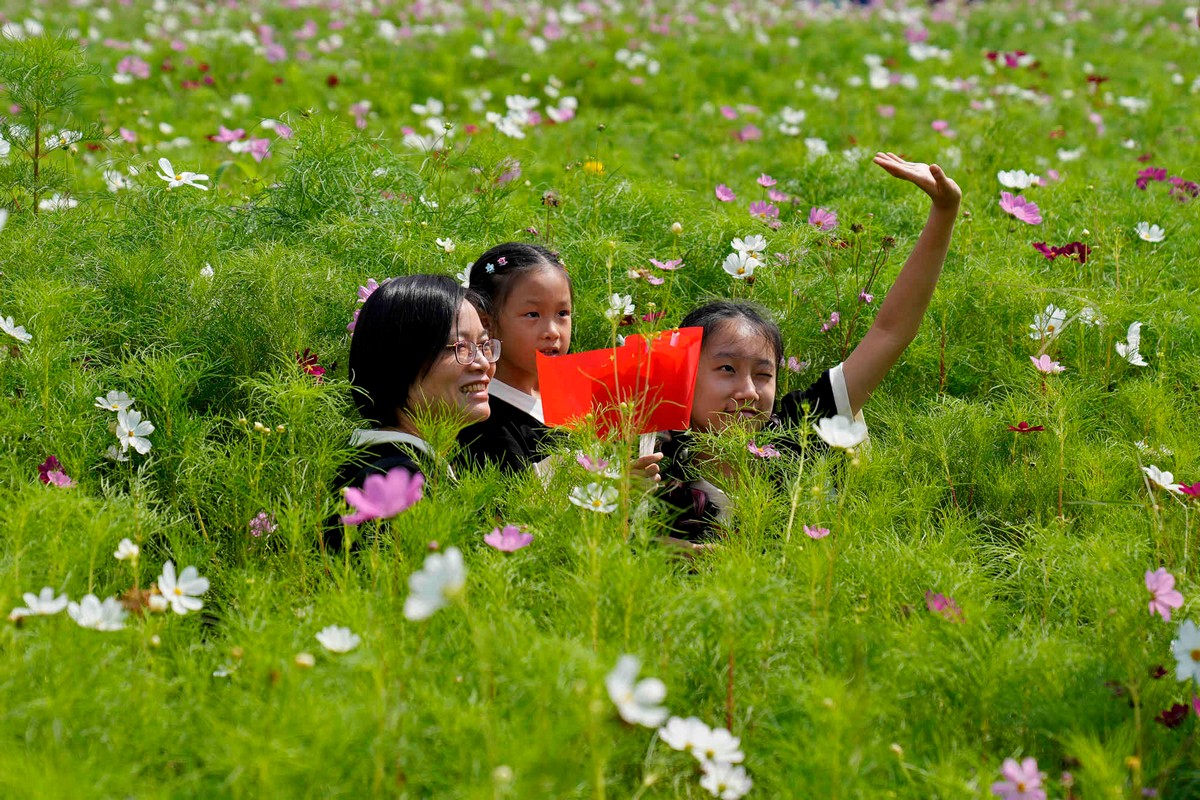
[458,242,663,479]
[456,243,572,472]
[660,153,961,541]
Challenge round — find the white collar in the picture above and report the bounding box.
[488,378,544,424]
[349,429,433,456]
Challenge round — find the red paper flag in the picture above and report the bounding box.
[537,327,703,437]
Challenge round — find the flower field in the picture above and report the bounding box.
[2,1,1200,797]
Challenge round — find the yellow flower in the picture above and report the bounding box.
[583,159,605,175]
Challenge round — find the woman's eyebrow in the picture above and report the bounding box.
[713,351,774,367]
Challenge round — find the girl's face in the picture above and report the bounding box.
[689,319,777,433]
[405,300,495,425]
[486,266,572,382]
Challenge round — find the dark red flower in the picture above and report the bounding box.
[1150,664,1168,679]
[641,311,666,323]
[326,74,339,87]
[1031,242,1090,264]
[1136,167,1167,190]
[37,456,63,484]
[273,76,284,84]
[1136,152,1155,163]
[297,349,328,383]
[1155,703,1189,729]
[1008,421,1044,433]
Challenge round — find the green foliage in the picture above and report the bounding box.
[1,1,1199,798]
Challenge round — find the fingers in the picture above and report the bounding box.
[630,452,663,481]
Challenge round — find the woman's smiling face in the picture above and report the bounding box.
[689,319,777,432]
[405,300,495,426]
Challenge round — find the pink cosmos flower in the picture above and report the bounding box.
[749,201,779,221]
[119,127,138,143]
[803,525,830,539]
[748,441,781,458]
[247,138,271,162]
[484,524,534,552]
[999,192,1042,225]
[357,279,380,304]
[715,184,736,202]
[248,511,277,537]
[734,124,761,142]
[859,291,874,303]
[719,105,738,120]
[991,758,1046,800]
[650,258,682,271]
[877,105,896,118]
[808,206,838,231]
[341,466,424,525]
[925,591,964,622]
[496,159,522,185]
[768,188,790,203]
[821,311,840,333]
[931,120,950,133]
[1145,568,1184,621]
[757,173,776,187]
[786,357,807,372]
[213,126,246,143]
[274,123,294,139]
[1030,355,1064,374]
[576,453,612,473]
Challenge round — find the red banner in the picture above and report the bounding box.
[537,328,703,437]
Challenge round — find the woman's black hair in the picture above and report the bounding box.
[680,300,785,366]
[467,242,571,315]
[348,274,476,428]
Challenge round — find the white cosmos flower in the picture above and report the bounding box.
[1115,321,1147,366]
[316,624,361,653]
[156,157,210,190]
[435,237,455,253]
[157,560,210,614]
[814,414,868,450]
[605,654,668,727]
[1057,147,1084,161]
[95,390,135,411]
[1,314,32,344]
[114,538,139,561]
[104,169,132,192]
[9,587,69,620]
[658,716,712,752]
[731,235,767,259]
[1143,465,1183,494]
[699,760,754,799]
[722,252,758,280]
[199,264,214,279]
[692,726,745,766]
[1172,620,1200,683]
[1135,222,1164,242]
[68,594,128,631]
[404,546,467,621]
[1078,306,1103,328]
[805,137,829,159]
[569,483,619,513]
[605,293,634,320]
[116,408,155,454]
[37,193,78,212]
[0,207,6,234]
[997,169,1040,189]
[1029,304,1067,340]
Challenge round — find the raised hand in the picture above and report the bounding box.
[872,152,962,211]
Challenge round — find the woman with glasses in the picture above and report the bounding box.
[332,275,500,544]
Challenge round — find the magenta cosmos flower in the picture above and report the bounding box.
[999,192,1042,225]
[715,184,736,202]
[747,441,781,458]
[37,456,76,487]
[341,466,424,525]
[803,525,830,539]
[807,206,838,231]
[484,524,534,552]
[991,757,1046,800]
[925,591,964,622]
[1146,568,1184,621]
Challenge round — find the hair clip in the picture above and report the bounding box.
[496,257,507,266]
[485,263,495,274]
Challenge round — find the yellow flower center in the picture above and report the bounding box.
[737,266,745,274]
[1046,325,1055,333]
[1191,648,1200,661]
[175,173,183,180]
[1017,782,1026,792]
[174,587,183,596]
[592,499,602,507]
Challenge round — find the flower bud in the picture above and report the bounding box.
[295,652,315,669]
[671,222,683,235]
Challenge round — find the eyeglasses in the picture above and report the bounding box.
[446,338,502,365]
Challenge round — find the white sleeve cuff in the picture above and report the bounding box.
[829,362,866,424]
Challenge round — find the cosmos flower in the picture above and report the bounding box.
[999,192,1042,225]
[1028,305,1067,341]
[157,561,210,615]
[1030,355,1064,374]
[1170,620,1200,683]
[1142,465,1183,494]
[991,757,1046,800]
[404,546,467,621]
[8,587,69,621]
[155,158,209,190]
[605,654,668,727]
[807,206,838,231]
[715,184,736,202]
[814,415,867,449]
[484,524,534,552]
[316,624,361,653]
[1135,222,1165,242]
[569,483,619,513]
[341,466,424,525]
[1115,321,1148,367]
[1146,568,1184,622]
